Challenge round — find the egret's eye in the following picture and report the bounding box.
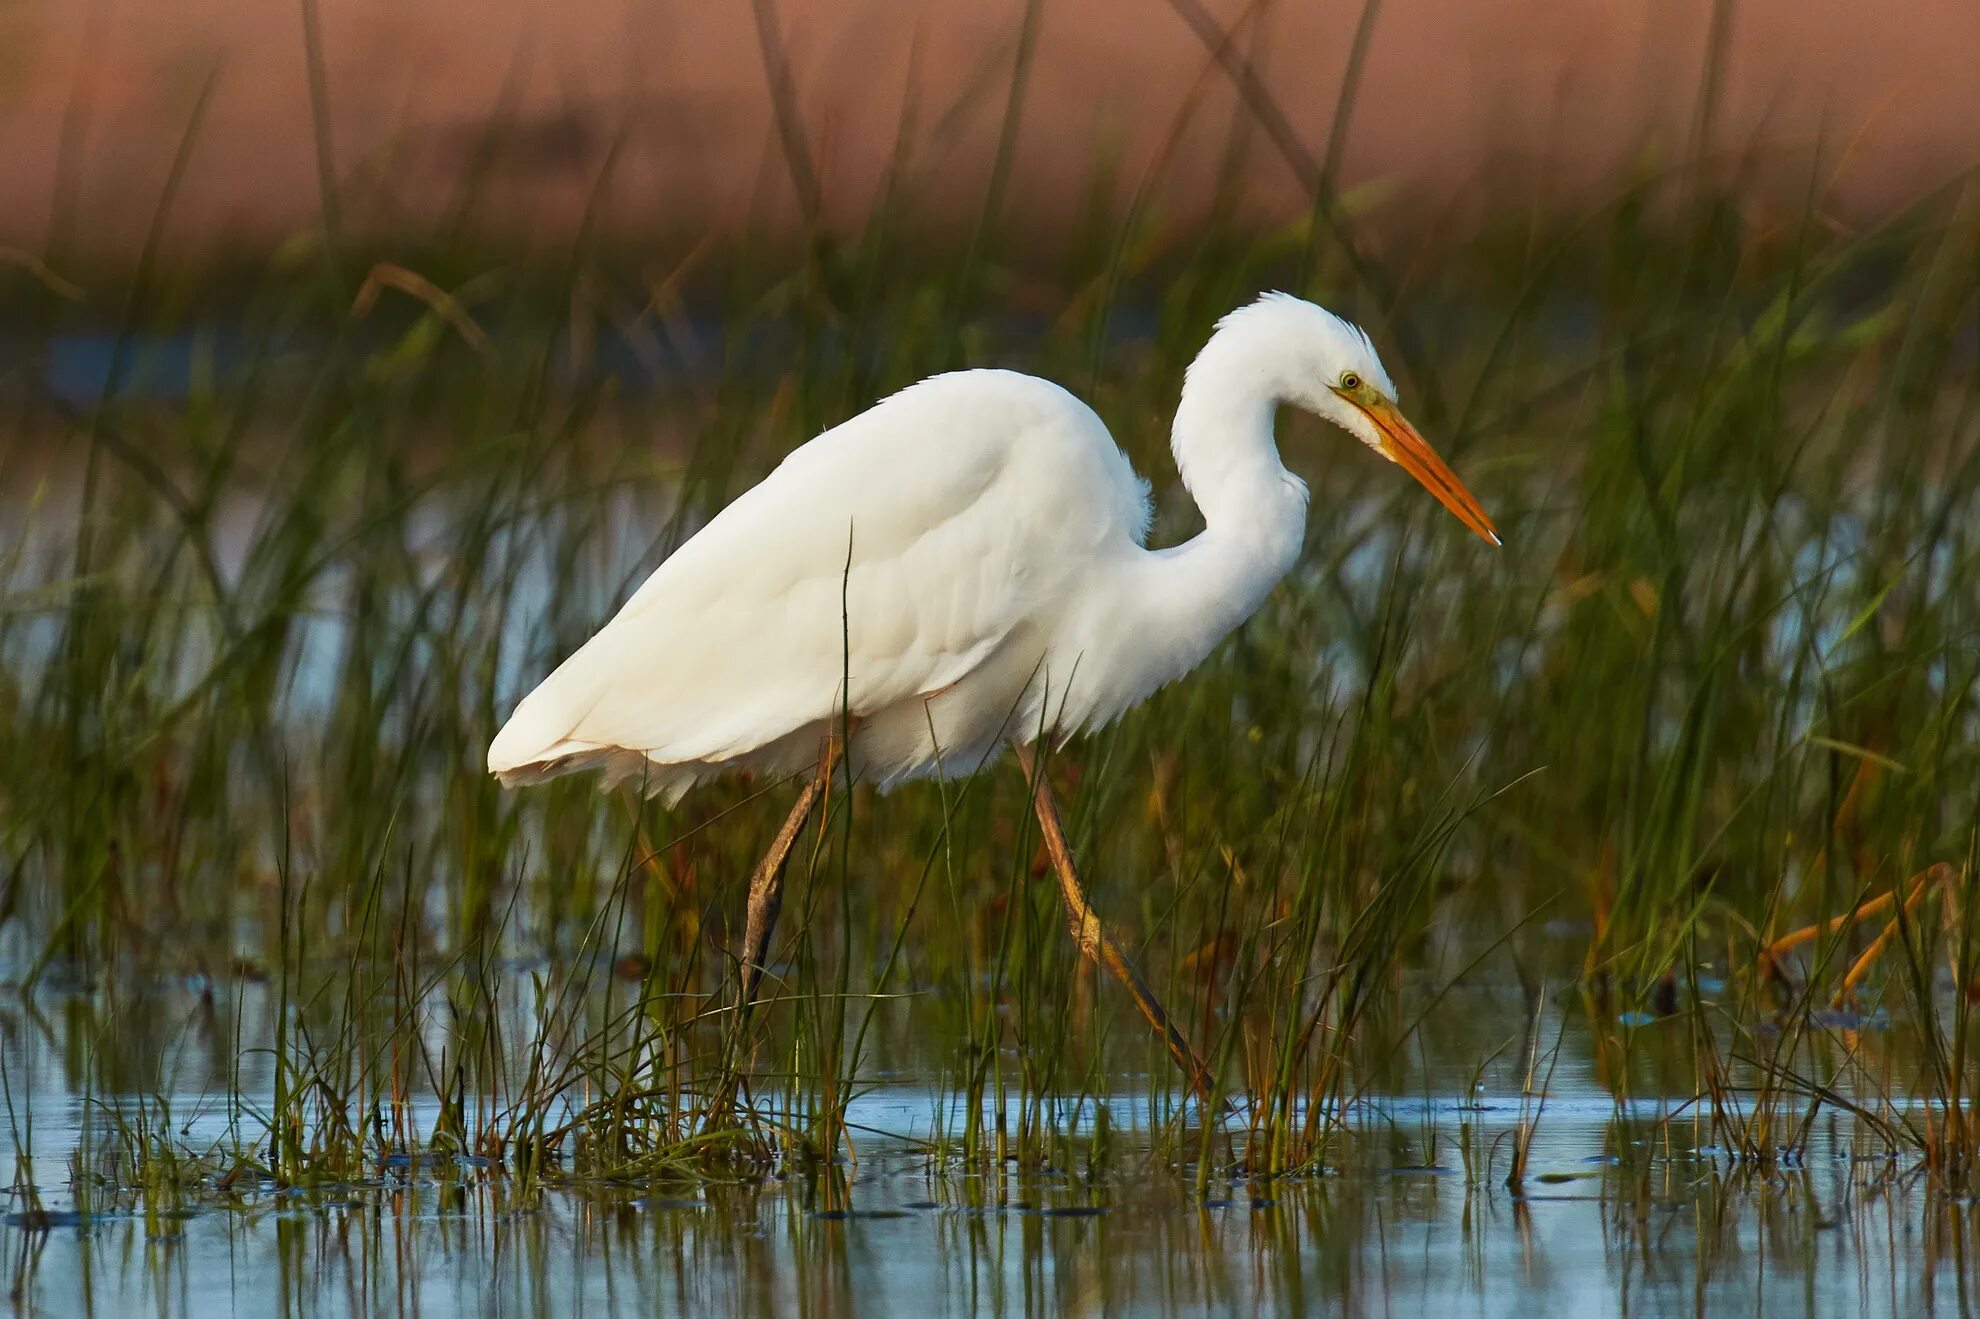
[1339,371,1362,391]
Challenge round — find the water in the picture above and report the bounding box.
[0,1144,1944,1317]
[0,1096,1952,1316]
[0,972,1964,1317]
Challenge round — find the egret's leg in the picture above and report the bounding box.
[1015,745,1215,1102]
[735,737,842,1017]
[709,739,842,1131]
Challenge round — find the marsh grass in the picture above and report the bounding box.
[1,21,1978,1232]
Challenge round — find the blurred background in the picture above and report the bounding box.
[4,0,1979,257]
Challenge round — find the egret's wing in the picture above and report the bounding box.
[488,371,1138,778]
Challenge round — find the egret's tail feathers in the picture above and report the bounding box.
[486,704,571,779]
[488,706,701,803]
[488,742,699,804]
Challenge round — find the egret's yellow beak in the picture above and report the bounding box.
[1347,393,1500,547]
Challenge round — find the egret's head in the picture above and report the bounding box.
[1236,293,1499,546]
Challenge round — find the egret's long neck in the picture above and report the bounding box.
[1170,329,1306,533]
[1121,322,1310,683]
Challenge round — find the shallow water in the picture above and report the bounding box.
[0,1148,1944,1318]
[0,1094,1954,1317]
[0,974,1964,1318]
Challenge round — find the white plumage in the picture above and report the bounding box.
[488,293,1497,803]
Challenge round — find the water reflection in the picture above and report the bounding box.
[0,1133,1961,1316]
[0,1000,1966,1317]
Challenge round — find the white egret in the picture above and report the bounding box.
[488,292,1498,1095]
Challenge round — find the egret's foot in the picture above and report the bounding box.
[1762,863,1953,1006]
